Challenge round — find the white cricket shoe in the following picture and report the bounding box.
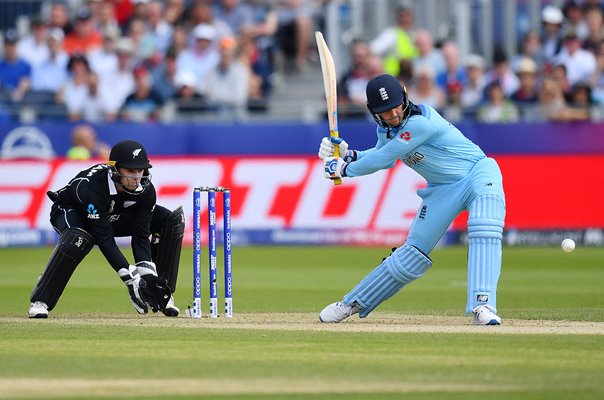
[161,295,179,317]
[319,301,362,323]
[28,301,49,319]
[472,304,501,325]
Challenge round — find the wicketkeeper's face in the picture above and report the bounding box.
[118,167,144,192]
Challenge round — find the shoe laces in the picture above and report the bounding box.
[32,301,47,309]
[336,301,361,322]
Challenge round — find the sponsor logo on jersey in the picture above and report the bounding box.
[87,203,100,219]
[402,151,424,166]
[108,214,121,223]
[109,200,115,213]
[419,205,427,219]
[397,131,411,142]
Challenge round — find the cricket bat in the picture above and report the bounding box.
[315,31,342,185]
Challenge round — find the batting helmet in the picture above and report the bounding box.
[366,74,410,129]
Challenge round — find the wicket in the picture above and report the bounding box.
[191,186,233,318]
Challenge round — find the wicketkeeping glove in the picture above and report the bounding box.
[323,157,347,180]
[318,137,356,162]
[118,261,171,314]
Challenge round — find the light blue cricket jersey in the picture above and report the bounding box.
[347,104,486,185]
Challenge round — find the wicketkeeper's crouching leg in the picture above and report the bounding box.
[151,206,185,316]
[29,227,95,318]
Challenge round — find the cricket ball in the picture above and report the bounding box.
[561,238,575,253]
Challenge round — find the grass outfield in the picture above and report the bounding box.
[1,245,603,399]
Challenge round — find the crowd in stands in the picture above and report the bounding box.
[2,0,604,124]
[337,0,604,123]
[0,0,315,122]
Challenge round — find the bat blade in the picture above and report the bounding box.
[315,31,342,185]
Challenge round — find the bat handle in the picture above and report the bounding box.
[330,130,342,186]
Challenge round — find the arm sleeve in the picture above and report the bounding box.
[346,117,436,177]
[75,183,130,272]
[130,185,156,263]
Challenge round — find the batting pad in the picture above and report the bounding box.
[343,245,432,318]
[467,194,505,314]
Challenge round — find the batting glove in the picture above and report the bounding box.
[318,137,356,162]
[323,157,347,180]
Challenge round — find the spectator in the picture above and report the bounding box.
[173,70,206,115]
[236,25,268,100]
[17,17,49,68]
[30,28,69,93]
[460,54,486,108]
[511,57,540,105]
[583,6,604,53]
[370,5,418,76]
[408,64,445,110]
[57,54,91,120]
[0,29,31,103]
[151,47,179,102]
[82,70,119,122]
[536,76,568,121]
[590,40,604,104]
[413,29,445,78]
[176,24,220,84]
[63,7,103,55]
[168,24,188,55]
[551,63,572,95]
[562,0,588,40]
[88,27,120,82]
[442,80,464,123]
[212,0,254,36]
[189,2,233,41]
[48,2,73,35]
[146,1,173,56]
[477,81,519,123]
[98,38,136,117]
[121,65,164,121]
[98,1,120,39]
[566,82,593,120]
[126,18,156,64]
[275,0,314,72]
[541,5,565,64]
[436,41,466,91]
[337,39,373,106]
[511,31,545,73]
[66,124,110,159]
[554,29,597,85]
[485,47,520,97]
[200,36,249,118]
[164,0,187,26]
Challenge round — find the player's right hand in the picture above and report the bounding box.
[119,266,149,314]
[318,137,349,160]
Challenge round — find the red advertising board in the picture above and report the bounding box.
[1,155,603,246]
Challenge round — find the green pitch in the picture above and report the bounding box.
[1,246,603,399]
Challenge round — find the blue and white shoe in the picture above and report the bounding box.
[319,301,362,323]
[472,304,501,325]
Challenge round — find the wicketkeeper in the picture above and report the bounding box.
[28,140,185,318]
[318,74,506,325]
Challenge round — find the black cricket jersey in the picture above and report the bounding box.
[50,163,156,272]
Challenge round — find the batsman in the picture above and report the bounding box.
[28,140,185,318]
[318,74,506,325]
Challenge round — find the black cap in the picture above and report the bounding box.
[4,29,19,44]
[109,140,152,169]
[366,74,406,113]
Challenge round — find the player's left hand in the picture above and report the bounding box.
[135,261,171,312]
[323,157,347,180]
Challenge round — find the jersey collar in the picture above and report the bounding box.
[107,170,118,195]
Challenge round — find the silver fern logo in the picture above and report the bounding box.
[132,149,142,158]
